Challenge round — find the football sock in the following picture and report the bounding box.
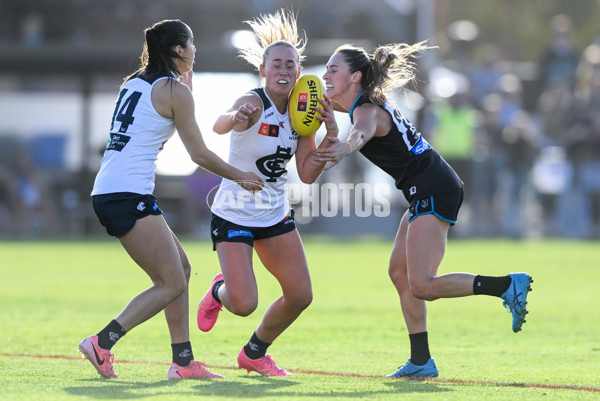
[473,275,512,297]
[243,332,271,360]
[96,319,126,350]
[171,341,194,367]
[212,280,224,303]
[409,331,431,366]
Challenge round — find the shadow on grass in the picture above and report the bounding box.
[193,376,451,398]
[64,376,450,399]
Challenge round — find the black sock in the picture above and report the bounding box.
[212,280,224,303]
[96,319,126,350]
[409,331,431,366]
[243,332,271,360]
[473,275,512,297]
[171,341,194,367]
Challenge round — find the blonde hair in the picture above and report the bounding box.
[335,41,432,105]
[239,9,307,70]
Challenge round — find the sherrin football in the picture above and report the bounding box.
[289,74,324,137]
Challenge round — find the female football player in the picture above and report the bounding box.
[313,42,533,378]
[196,9,338,376]
[78,19,263,380]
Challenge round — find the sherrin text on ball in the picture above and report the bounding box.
[289,74,324,136]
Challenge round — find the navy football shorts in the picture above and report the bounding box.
[93,192,163,237]
[408,188,464,226]
[210,210,296,250]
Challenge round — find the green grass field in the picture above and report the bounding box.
[1,238,599,400]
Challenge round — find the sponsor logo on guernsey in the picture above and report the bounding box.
[227,230,253,238]
[411,137,431,155]
[106,133,131,151]
[258,122,280,137]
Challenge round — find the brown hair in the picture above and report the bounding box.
[122,19,192,87]
[335,41,432,105]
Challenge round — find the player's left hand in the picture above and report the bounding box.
[315,93,339,135]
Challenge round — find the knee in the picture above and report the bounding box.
[171,276,188,297]
[158,277,186,303]
[291,289,313,312]
[228,295,258,317]
[408,278,435,301]
[181,260,192,282]
[389,266,409,293]
[163,268,188,300]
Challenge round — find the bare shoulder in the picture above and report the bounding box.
[233,91,263,111]
[152,78,193,119]
[353,102,380,120]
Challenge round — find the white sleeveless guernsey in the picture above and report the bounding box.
[92,74,175,196]
[211,88,299,227]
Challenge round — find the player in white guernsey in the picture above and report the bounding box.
[79,20,263,380]
[196,10,338,376]
[315,43,533,378]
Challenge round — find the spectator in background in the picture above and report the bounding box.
[555,42,600,238]
[481,74,539,237]
[537,14,579,144]
[1,147,57,237]
[21,13,44,48]
[427,91,477,231]
[538,14,580,91]
[469,44,504,108]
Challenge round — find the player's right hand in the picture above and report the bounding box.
[232,103,260,124]
[237,172,264,193]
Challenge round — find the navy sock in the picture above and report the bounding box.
[171,341,194,367]
[243,332,271,360]
[96,319,126,350]
[212,280,224,303]
[473,275,512,297]
[409,331,431,366]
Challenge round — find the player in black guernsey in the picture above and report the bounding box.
[314,42,533,378]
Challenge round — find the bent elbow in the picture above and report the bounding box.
[298,171,318,184]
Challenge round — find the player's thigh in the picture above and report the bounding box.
[254,229,311,297]
[405,213,450,283]
[389,211,410,286]
[215,241,257,301]
[119,214,185,286]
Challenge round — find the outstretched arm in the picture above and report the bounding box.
[172,82,264,192]
[213,94,262,134]
[312,103,378,169]
[295,94,339,183]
